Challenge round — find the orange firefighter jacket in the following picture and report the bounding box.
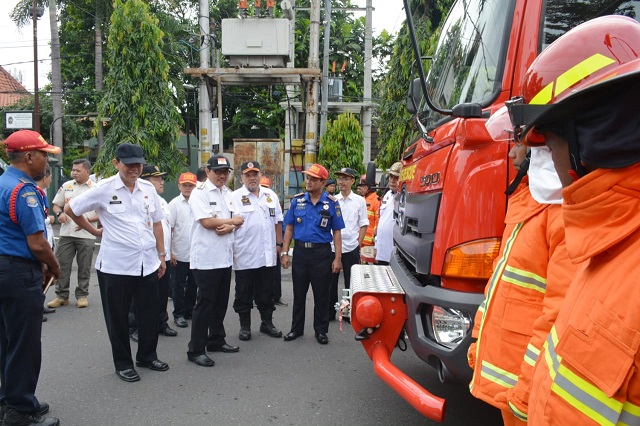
[362,191,380,247]
[528,164,640,426]
[468,182,577,422]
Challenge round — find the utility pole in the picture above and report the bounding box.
[319,0,331,139]
[362,0,372,164]
[304,0,321,168]
[32,0,40,133]
[199,0,213,165]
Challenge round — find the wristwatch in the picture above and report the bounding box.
[280,251,288,258]
[276,243,283,247]
[158,252,167,257]
[55,211,63,218]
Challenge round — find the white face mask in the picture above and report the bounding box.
[528,146,563,205]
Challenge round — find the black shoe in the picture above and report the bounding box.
[239,327,251,341]
[4,408,59,426]
[116,368,140,382]
[274,298,288,307]
[43,307,55,314]
[35,402,49,416]
[316,333,329,344]
[135,359,170,371]
[174,317,188,328]
[188,354,215,367]
[207,343,239,353]
[283,331,303,341]
[160,326,178,337]
[129,330,139,342]
[42,316,47,322]
[260,322,283,338]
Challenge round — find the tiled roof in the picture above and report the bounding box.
[0,65,30,108]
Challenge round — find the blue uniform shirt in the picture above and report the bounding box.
[0,166,46,260]
[284,191,345,243]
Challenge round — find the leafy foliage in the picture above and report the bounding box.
[93,0,186,178]
[318,112,364,178]
[375,0,453,169]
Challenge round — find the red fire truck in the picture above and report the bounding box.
[349,0,640,421]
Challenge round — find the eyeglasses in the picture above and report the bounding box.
[212,169,230,176]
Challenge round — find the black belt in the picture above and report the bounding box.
[0,255,39,265]
[296,242,330,248]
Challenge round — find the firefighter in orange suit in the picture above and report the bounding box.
[356,175,380,248]
[500,15,640,426]
[468,130,577,424]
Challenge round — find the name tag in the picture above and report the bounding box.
[109,200,122,204]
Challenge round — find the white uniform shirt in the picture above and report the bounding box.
[230,185,283,270]
[189,179,234,270]
[331,191,368,253]
[159,197,171,262]
[70,174,164,276]
[168,194,194,263]
[52,179,96,239]
[375,190,396,262]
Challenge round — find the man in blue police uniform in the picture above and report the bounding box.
[281,163,344,344]
[0,130,61,426]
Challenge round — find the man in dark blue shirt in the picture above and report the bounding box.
[0,130,61,426]
[281,163,345,344]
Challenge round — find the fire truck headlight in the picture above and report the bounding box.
[430,305,471,349]
[354,296,384,328]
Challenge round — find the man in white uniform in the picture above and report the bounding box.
[169,172,197,328]
[375,162,401,265]
[329,167,368,320]
[65,143,169,383]
[230,161,284,341]
[187,155,244,367]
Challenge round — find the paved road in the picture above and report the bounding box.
[39,247,501,425]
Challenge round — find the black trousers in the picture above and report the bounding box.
[273,256,282,302]
[172,260,196,319]
[188,267,232,356]
[329,247,360,317]
[290,244,332,335]
[233,266,275,316]
[0,258,43,413]
[128,263,172,333]
[97,270,159,371]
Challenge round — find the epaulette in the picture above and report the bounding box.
[327,194,337,202]
[293,192,305,198]
[196,181,206,189]
[19,177,34,185]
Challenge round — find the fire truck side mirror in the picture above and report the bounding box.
[406,78,422,115]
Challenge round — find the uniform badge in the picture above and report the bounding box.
[112,195,118,200]
[241,196,251,206]
[323,204,329,210]
[297,217,302,223]
[26,196,38,208]
[269,208,275,217]
[266,196,273,203]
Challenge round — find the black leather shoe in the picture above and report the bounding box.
[160,326,178,336]
[43,307,56,314]
[283,331,303,341]
[274,298,288,307]
[116,368,140,382]
[129,330,139,342]
[207,343,239,353]
[42,316,48,322]
[174,317,188,328]
[135,359,169,371]
[36,401,50,416]
[4,408,60,426]
[188,354,215,367]
[260,322,283,338]
[316,333,329,344]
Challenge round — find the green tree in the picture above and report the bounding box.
[318,112,364,178]
[375,0,453,169]
[93,0,186,177]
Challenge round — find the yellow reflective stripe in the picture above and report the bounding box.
[509,401,528,422]
[480,360,518,389]
[530,53,616,105]
[524,343,540,367]
[471,223,524,392]
[545,327,640,426]
[367,211,375,216]
[502,265,547,293]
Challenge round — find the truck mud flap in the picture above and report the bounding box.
[350,264,446,422]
